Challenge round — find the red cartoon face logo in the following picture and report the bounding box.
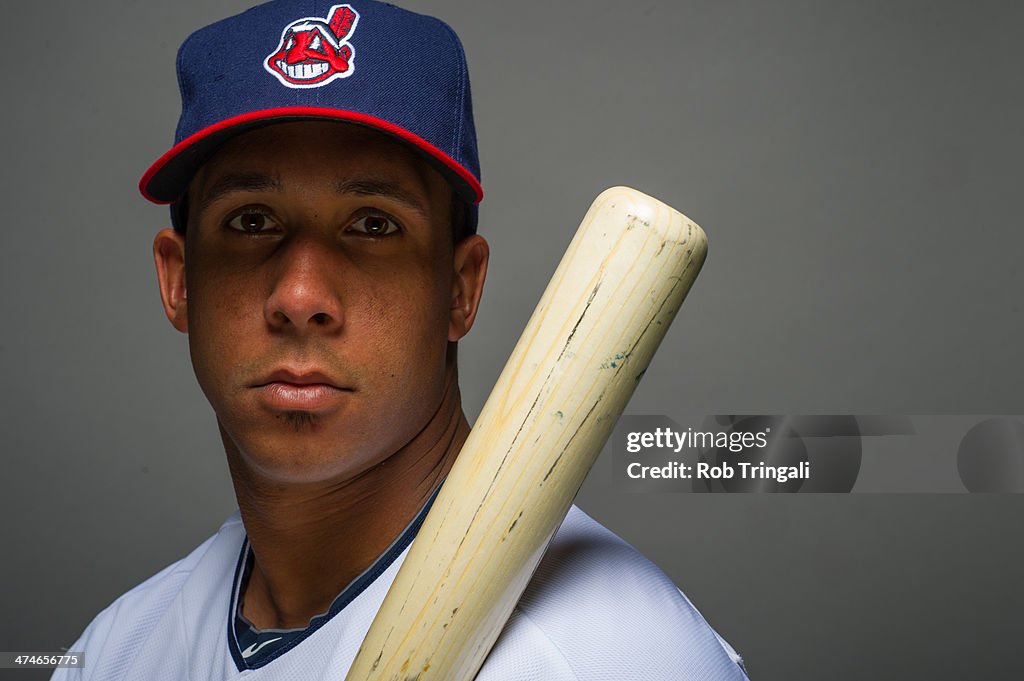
[264,4,360,88]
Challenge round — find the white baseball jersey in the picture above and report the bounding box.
[52,506,749,680]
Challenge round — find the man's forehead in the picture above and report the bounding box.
[190,121,448,208]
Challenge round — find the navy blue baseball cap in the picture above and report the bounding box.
[139,0,482,229]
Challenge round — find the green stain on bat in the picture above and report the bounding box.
[600,351,631,370]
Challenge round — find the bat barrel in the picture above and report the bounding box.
[345,186,708,681]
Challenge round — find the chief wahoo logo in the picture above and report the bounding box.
[265,4,360,88]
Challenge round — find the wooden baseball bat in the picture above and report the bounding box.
[344,186,708,681]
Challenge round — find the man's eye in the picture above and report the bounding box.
[350,214,400,236]
[227,211,279,234]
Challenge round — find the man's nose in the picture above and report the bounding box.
[264,236,345,334]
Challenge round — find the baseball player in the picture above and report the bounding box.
[53,1,750,679]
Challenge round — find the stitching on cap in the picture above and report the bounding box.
[437,19,467,161]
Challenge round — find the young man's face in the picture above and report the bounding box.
[153,121,486,484]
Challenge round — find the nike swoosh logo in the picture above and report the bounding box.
[241,637,283,659]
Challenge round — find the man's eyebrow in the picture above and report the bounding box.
[197,172,281,213]
[195,174,432,220]
[332,179,430,220]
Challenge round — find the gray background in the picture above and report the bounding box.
[2,1,1022,679]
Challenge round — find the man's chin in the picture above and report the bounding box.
[276,409,323,431]
[218,419,381,486]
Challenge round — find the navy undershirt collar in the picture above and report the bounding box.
[227,485,441,671]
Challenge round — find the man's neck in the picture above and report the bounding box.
[224,373,470,630]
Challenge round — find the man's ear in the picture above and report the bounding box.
[448,234,489,342]
[153,228,189,333]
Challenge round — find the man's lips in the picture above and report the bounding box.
[258,369,346,388]
[252,370,353,411]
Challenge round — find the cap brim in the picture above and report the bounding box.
[139,107,483,205]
